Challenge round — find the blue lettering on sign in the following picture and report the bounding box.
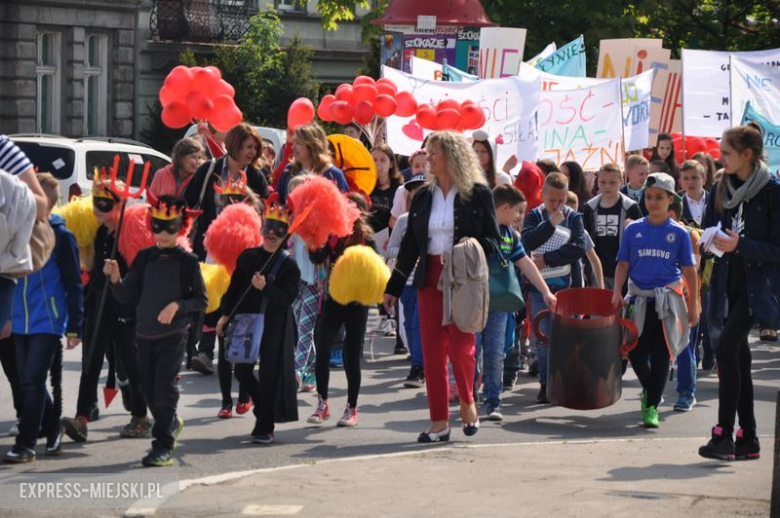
[623,101,650,126]
[745,74,773,91]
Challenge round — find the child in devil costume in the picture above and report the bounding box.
[216,193,301,444]
[104,195,206,466]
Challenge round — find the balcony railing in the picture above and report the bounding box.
[150,0,251,43]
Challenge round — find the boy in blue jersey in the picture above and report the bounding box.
[479,185,556,420]
[612,173,699,428]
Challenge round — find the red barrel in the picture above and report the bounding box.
[533,288,638,410]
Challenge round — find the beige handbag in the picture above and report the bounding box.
[438,237,489,333]
[7,220,55,279]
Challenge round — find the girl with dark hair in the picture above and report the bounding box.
[650,133,679,177]
[369,143,403,233]
[698,124,780,461]
[472,131,511,188]
[560,161,591,211]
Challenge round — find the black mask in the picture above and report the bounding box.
[93,197,117,213]
[151,217,183,235]
[261,219,288,239]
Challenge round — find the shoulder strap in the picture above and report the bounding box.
[194,160,218,210]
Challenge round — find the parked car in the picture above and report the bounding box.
[10,134,171,204]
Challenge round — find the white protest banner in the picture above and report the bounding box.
[597,39,669,79]
[681,47,780,138]
[382,65,540,165]
[536,77,624,170]
[520,64,652,151]
[526,42,557,67]
[649,59,682,142]
[730,56,780,126]
[622,69,655,151]
[410,56,443,81]
[478,27,527,78]
[742,102,780,176]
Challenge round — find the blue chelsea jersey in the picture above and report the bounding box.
[616,217,695,290]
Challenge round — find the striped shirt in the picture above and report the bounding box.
[0,135,33,176]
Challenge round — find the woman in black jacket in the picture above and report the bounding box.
[383,131,500,443]
[185,123,270,261]
[698,123,780,462]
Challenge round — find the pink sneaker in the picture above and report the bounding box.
[337,405,358,427]
[307,396,330,424]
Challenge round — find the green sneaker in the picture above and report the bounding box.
[120,416,152,438]
[642,406,660,428]
[172,416,184,452]
[142,449,173,467]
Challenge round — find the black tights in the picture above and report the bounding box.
[315,299,368,409]
[628,305,670,408]
[217,335,249,408]
[716,291,756,436]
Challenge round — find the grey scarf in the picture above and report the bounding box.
[723,161,771,210]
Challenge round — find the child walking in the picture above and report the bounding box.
[105,196,206,466]
[612,173,699,428]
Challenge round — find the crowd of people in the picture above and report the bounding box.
[0,119,777,467]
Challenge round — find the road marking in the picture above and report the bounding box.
[242,505,303,515]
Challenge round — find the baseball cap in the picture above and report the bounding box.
[645,172,676,196]
[404,174,427,191]
[472,129,490,142]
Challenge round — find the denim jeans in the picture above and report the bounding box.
[0,276,15,327]
[14,334,60,450]
[400,286,423,368]
[676,324,698,395]
[475,311,509,409]
[530,290,552,384]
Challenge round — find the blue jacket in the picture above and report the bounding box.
[12,214,83,337]
[521,204,586,290]
[703,175,780,328]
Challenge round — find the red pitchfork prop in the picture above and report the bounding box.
[84,155,150,408]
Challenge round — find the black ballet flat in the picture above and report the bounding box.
[462,419,480,437]
[417,428,451,443]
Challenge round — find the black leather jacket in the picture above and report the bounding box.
[385,182,500,297]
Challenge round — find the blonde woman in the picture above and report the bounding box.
[383,131,501,443]
[277,123,349,203]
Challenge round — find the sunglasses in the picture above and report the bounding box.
[151,218,183,235]
[93,198,117,213]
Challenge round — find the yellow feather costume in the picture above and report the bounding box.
[329,245,390,306]
[199,262,230,314]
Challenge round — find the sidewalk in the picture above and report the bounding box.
[138,435,771,517]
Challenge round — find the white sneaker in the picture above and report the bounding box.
[8,422,19,437]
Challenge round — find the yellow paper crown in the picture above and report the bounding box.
[263,202,290,225]
[150,200,185,221]
[215,170,248,198]
[92,167,117,200]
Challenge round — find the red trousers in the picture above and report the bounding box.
[417,255,476,422]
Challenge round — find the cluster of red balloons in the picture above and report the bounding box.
[670,133,721,162]
[317,76,418,126]
[415,99,486,132]
[159,65,242,132]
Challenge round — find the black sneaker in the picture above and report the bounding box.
[698,426,735,461]
[403,367,425,388]
[735,429,760,461]
[251,433,274,445]
[45,423,63,456]
[502,372,518,391]
[536,383,549,404]
[4,446,35,464]
[394,344,408,355]
[88,406,100,422]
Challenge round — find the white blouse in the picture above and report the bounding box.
[686,192,707,226]
[427,184,456,255]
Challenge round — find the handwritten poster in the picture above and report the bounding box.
[596,39,669,79]
[730,56,780,127]
[681,47,780,138]
[382,65,540,165]
[649,59,682,141]
[536,35,586,77]
[526,42,557,67]
[742,102,780,175]
[478,27,527,79]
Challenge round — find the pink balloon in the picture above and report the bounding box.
[191,68,221,97]
[210,95,242,132]
[415,104,437,130]
[353,84,378,103]
[460,104,484,130]
[164,66,193,99]
[376,83,396,98]
[159,85,176,107]
[374,94,397,117]
[354,100,374,125]
[353,75,376,87]
[318,94,336,121]
[161,100,191,129]
[288,98,315,129]
[335,85,356,105]
[329,101,354,125]
[395,91,418,117]
[186,90,214,120]
[204,66,222,80]
[436,108,460,130]
[376,78,398,94]
[437,99,461,115]
[213,79,235,99]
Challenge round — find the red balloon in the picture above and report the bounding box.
[395,91,418,117]
[670,132,682,140]
[353,75,376,87]
[460,104,484,130]
[335,85,356,104]
[376,83,396,98]
[709,148,721,159]
[164,66,193,98]
[675,148,685,164]
[687,137,708,158]
[159,85,176,107]
[354,100,374,125]
[705,137,720,151]
[437,99,462,115]
[436,108,460,130]
[186,90,214,120]
[288,97,315,130]
[415,104,438,130]
[161,100,191,129]
[374,94,397,117]
[204,66,222,80]
[353,84,378,103]
[191,68,220,97]
[376,78,397,95]
[317,94,336,121]
[329,101,354,125]
[211,95,242,132]
[461,100,475,107]
[213,79,235,99]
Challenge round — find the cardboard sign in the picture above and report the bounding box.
[382,65,540,165]
[536,35,586,77]
[649,59,682,141]
[730,56,780,127]
[681,47,780,137]
[597,39,669,79]
[478,27,527,78]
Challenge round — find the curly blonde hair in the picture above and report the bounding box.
[426,131,486,198]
